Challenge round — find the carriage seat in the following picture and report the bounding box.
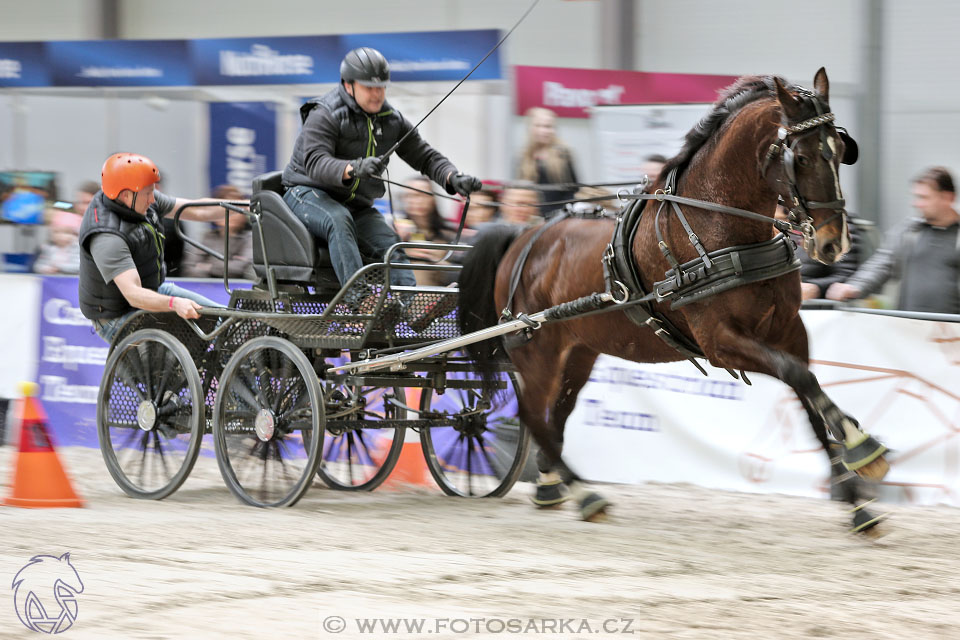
[250,171,340,290]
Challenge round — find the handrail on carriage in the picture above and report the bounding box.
[172,200,254,297]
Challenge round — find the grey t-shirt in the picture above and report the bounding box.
[899,223,960,313]
[89,191,176,283]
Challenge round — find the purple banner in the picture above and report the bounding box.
[35,276,233,447]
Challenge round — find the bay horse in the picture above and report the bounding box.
[458,69,889,532]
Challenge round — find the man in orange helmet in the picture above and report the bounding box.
[78,152,225,343]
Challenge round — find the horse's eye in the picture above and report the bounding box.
[796,155,811,168]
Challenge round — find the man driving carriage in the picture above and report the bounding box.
[280,46,483,328]
[78,152,226,343]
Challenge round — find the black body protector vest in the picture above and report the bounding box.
[78,191,166,320]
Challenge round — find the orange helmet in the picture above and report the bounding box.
[101,153,160,200]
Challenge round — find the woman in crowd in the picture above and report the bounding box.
[515,107,578,216]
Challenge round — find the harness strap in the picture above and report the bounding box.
[501,213,569,322]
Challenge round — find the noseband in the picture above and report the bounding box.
[761,90,849,250]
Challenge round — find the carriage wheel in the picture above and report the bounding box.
[315,385,406,491]
[213,336,323,507]
[97,329,204,500]
[420,367,530,497]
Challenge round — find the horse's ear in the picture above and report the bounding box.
[773,77,802,120]
[813,67,829,102]
[59,552,71,562]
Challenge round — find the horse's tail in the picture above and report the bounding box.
[457,224,525,396]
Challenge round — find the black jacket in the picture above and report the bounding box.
[281,84,458,209]
[78,192,166,320]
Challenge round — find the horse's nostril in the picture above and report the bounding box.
[822,242,839,261]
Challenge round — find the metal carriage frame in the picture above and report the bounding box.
[95,187,531,508]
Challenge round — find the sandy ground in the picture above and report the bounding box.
[2,445,960,640]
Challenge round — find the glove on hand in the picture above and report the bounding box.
[446,173,483,197]
[349,156,386,180]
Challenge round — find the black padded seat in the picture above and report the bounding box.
[250,171,340,291]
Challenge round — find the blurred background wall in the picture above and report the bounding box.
[0,0,958,231]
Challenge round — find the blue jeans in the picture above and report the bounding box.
[283,185,417,288]
[92,282,224,343]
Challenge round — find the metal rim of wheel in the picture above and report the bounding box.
[97,328,204,500]
[420,369,530,498]
[213,336,324,508]
[315,384,406,491]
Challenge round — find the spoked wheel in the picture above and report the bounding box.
[213,336,323,507]
[97,329,204,500]
[420,364,530,497]
[315,385,406,491]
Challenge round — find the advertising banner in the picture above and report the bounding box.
[46,39,192,87]
[0,31,502,88]
[35,276,234,446]
[208,102,276,195]
[564,310,960,507]
[514,65,737,118]
[0,42,49,87]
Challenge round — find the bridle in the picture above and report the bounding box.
[761,87,855,255]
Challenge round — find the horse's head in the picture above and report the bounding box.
[766,68,858,264]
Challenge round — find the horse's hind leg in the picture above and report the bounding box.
[512,340,610,521]
[532,347,606,518]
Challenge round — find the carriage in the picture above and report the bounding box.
[95,171,531,508]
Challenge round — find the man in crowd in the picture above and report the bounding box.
[826,167,960,313]
[78,152,225,343]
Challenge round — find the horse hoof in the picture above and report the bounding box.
[579,492,611,522]
[854,456,890,482]
[843,435,889,481]
[850,500,889,536]
[531,482,569,509]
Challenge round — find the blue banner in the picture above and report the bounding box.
[46,39,192,87]
[0,31,501,88]
[342,30,502,82]
[208,102,277,195]
[191,36,341,86]
[35,276,234,447]
[0,42,49,87]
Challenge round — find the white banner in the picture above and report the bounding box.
[565,310,960,506]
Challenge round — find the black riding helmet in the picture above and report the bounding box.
[340,47,390,87]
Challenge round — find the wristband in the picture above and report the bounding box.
[169,296,174,309]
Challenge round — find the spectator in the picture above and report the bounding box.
[465,187,500,227]
[641,154,667,186]
[826,167,960,313]
[181,185,255,280]
[500,185,542,227]
[74,181,99,216]
[516,107,578,217]
[34,210,81,275]
[775,205,864,300]
[394,176,455,286]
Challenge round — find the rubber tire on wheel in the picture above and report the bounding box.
[315,386,405,491]
[97,328,204,500]
[213,336,323,507]
[420,371,530,497]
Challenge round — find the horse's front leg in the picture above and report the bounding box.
[708,319,890,530]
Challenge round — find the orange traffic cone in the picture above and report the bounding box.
[382,388,437,490]
[3,382,84,508]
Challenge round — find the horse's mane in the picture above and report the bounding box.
[660,75,785,180]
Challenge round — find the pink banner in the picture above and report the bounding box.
[514,66,739,118]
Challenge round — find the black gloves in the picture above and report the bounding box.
[348,156,385,180]
[446,173,483,197]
